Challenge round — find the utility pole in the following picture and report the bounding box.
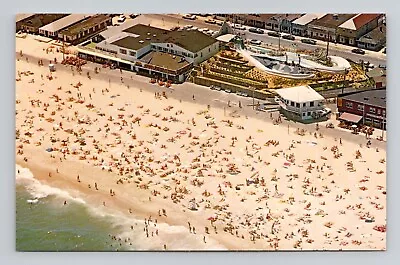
[278,18,282,53]
[62,37,65,61]
[326,31,330,60]
[342,69,348,94]
[252,87,255,110]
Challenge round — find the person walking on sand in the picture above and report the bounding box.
[203,236,206,243]
[192,94,195,100]
[95,182,98,190]
[77,175,80,182]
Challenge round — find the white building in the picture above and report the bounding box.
[39,14,91,38]
[93,24,219,65]
[276,85,325,120]
[291,14,326,37]
[78,24,219,82]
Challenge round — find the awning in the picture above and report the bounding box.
[339,112,362,123]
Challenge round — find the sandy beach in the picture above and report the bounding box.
[15,36,386,251]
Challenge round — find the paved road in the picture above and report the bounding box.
[148,14,386,67]
[17,51,386,150]
[240,31,386,67]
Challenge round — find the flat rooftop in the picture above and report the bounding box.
[270,14,304,22]
[277,85,324,103]
[292,13,326,26]
[60,14,111,36]
[309,14,357,29]
[340,89,386,108]
[16,14,35,23]
[19,14,68,30]
[39,14,91,33]
[111,24,218,53]
[140,51,191,71]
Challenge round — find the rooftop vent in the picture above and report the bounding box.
[153,34,156,37]
[147,32,150,35]
[146,37,150,40]
[333,14,339,19]
[139,40,144,43]
[364,97,369,101]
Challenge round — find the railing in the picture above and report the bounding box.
[279,102,323,113]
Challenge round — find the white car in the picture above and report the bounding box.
[191,27,199,31]
[183,14,197,20]
[233,24,246,30]
[250,39,262,45]
[182,25,193,30]
[117,15,126,23]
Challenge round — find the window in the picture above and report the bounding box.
[302,112,306,116]
[345,102,353,108]
[194,53,198,58]
[209,48,211,52]
[383,110,386,116]
[370,107,376,114]
[377,109,381,115]
[129,51,136,56]
[119,49,127,54]
[307,112,311,116]
[290,101,294,107]
[201,52,203,57]
[296,103,300,108]
[167,44,170,47]
[158,46,162,51]
[303,103,306,107]
[357,105,364,111]
[310,102,314,107]
[183,52,187,57]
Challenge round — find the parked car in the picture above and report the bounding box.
[205,18,216,24]
[249,27,264,34]
[129,14,139,19]
[249,39,262,45]
[267,31,281,37]
[182,25,193,30]
[224,89,232,93]
[301,38,317,45]
[352,48,365,55]
[183,14,197,20]
[117,15,126,23]
[282,34,295,41]
[211,85,221,91]
[233,24,246,30]
[379,64,387,69]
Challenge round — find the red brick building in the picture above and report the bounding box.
[337,88,386,130]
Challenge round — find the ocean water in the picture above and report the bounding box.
[15,164,227,251]
[16,165,128,252]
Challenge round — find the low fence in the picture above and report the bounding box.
[202,72,267,90]
[193,76,271,100]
